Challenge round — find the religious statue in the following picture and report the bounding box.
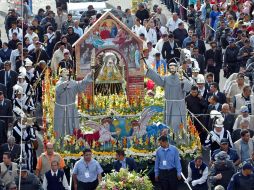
[146,62,192,132]
[54,68,93,137]
[96,52,122,82]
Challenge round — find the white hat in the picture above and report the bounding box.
[63,49,70,54]
[168,62,177,67]
[214,117,224,128]
[18,73,25,79]
[196,75,205,84]
[25,58,33,67]
[192,67,200,73]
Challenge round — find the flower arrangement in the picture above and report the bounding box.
[97,168,153,190]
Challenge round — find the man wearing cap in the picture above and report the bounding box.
[73,149,103,190]
[15,164,42,190]
[223,38,239,77]
[14,73,33,98]
[234,129,254,162]
[209,151,236,190]
[196,75,207,98]
[146,62,192,132]
[186,156,208,190]
[227,163,254,190]
[12,116,37,172]
[204,117,233,156]
[233,105,254,130]
[211,138,240,166]
[24,58,35,84]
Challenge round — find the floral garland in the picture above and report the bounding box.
[97,168,153,190]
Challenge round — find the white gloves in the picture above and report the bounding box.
[191,180,198,187]
[211,135,217,142]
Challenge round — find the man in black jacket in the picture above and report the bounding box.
[162,33,180,63]
[0,136,20,162]
[29,41,50,65]
[0,91,13,142]
[224,39,239,78]
[173,22,188,47]
[0,61,18,100]
[221,103,235,133]
[206,82,226,105]
[191,33,206,55]
[66,26,79,46]
[185,85,207,143]
[205,41,223,83]
[113,149,137,172]
[135,3,149,24]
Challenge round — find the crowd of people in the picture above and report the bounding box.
[0,0,253,189]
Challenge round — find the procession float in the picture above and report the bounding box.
[42,11,201,186]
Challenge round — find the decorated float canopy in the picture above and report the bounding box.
[73,11,144,100]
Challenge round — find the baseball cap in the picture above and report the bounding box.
[240,106,249,113]
[228,38,235,43]
[220,138,229,145]
[242,163,253,170]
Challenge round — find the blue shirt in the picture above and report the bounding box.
[182,36,191,48]
[209,11,221,28]
[241,141,250,161]
[73,27,84,37]
[212,148,239,162]
[154,146,182,177]
[120,158,126,169]
[73,158,103,183]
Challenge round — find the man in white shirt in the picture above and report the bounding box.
[155,32,168,54]
[73,20,83,37]
[24,26,38,44]
[166,13,183,32]
[8,22,23,41]
[42,160,69,190]
[10,42,22,71]
[132,18,147,37]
